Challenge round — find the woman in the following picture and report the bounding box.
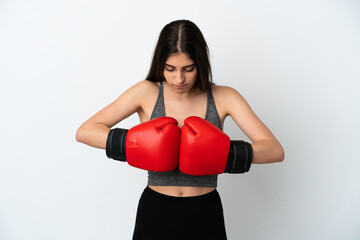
[76,19,284,240]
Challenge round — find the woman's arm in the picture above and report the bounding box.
[75,80,152,149]
[217,86,285,164]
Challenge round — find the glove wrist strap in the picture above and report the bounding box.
[106,128,128,161]
[225,140,253,173]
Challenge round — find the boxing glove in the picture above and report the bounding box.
[179,116,253,176]
[106,117,181,172]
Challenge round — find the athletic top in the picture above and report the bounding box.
[148,81,222,187]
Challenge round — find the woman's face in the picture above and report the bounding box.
[163,52,197,93]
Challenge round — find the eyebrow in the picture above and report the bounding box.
[164,63,195,68]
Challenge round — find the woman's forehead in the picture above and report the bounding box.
[165,52,194,66]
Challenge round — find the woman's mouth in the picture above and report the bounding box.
[174,84,186,89]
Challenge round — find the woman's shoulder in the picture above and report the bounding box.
[111,80,160,109]
[131,79,159,91]
[211,84,243,100]
[211,84,248,112]
[124,80,160,97]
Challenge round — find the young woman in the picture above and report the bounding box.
[76,19,284,240]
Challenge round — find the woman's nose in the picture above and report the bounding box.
[175,71,185,83]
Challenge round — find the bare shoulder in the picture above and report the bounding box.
[213,84,278,143]
[126,79,159,96]
[212,84,239,95]
[211,84,248,115]
[107,80,158,110]
[80,80,159,128]
[111,79,160,115]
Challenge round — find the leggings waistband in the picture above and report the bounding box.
[142,186,219,204]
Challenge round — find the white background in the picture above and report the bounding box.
[0,0,359,239]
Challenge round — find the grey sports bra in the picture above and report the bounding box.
[148,81,222,187]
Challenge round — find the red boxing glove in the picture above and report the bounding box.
[106,117,181,172]
[179,116,253,176]
[179,116,231,176]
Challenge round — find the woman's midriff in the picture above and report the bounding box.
[148,185,216,197]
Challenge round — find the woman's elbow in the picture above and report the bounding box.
[75,126,85,143]
[276,145,285,162]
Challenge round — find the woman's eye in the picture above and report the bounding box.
[184,67,195,72]
[165,67,175,72]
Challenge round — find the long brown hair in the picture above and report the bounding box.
[146,20,213,91]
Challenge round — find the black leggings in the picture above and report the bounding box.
[132,186,227,240]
